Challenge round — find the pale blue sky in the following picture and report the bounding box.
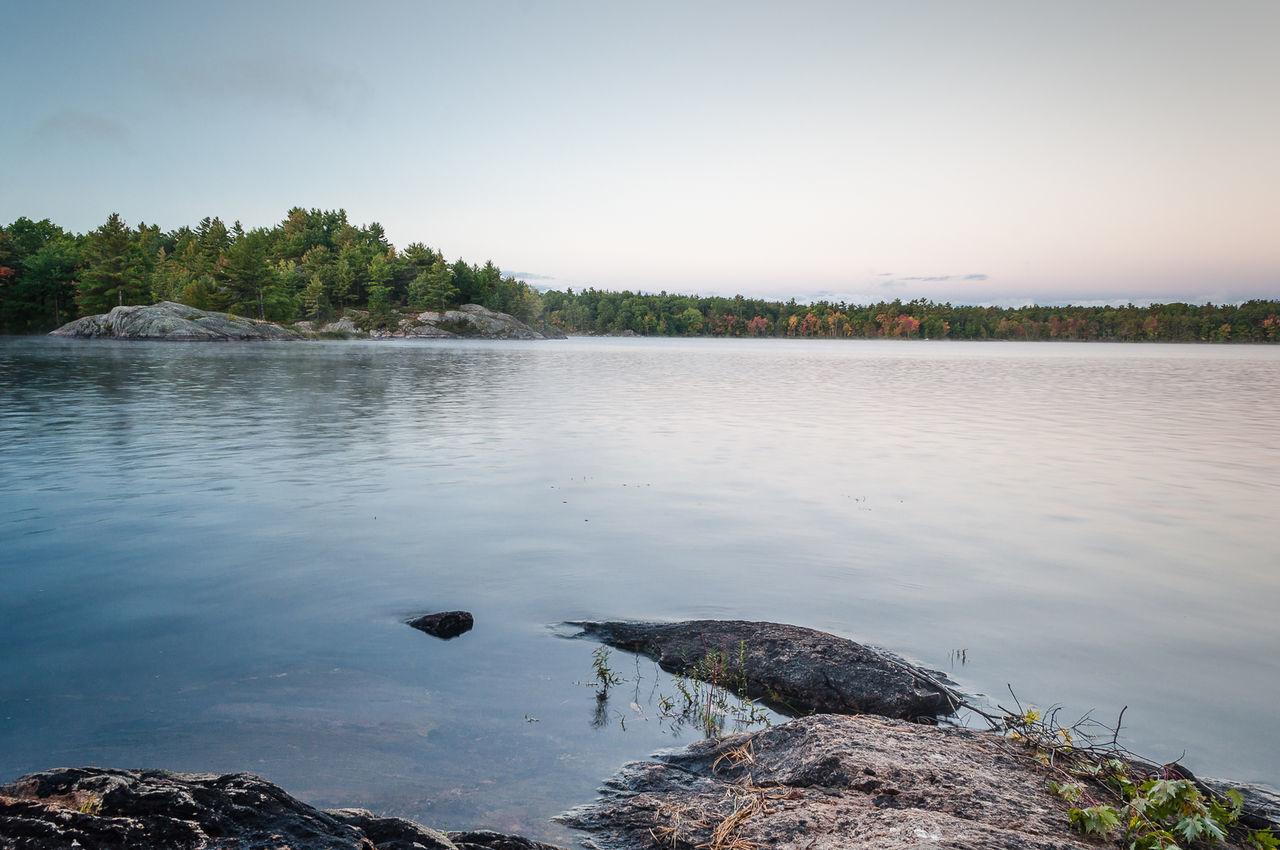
[3,0,1277,306]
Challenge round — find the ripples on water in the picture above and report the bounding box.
[1,336,1277,840]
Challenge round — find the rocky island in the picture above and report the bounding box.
[48,302,563,341]
[48,301,304,341]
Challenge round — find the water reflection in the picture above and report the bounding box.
[1,337,1278,842]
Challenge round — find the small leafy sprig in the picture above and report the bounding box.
[999,689,1276,850]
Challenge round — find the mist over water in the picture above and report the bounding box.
[1,336,1277,840]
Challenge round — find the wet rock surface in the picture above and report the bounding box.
[557,713,1098,850]
[408,610,474,640]
[445,830,565,850]
[569,620,958,720]
[0,768,562,850]
[49,302,303,341]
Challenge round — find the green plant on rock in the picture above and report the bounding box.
[1056,771,1240,848]
[997,693,1275,850]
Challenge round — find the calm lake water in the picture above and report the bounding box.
[1,336,1277,841]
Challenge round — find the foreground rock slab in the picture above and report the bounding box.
[569,620,958,720]
[0,768,562,850]
[558,713,1095,850]
[50,302,303,341]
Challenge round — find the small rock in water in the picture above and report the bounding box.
[408,610,474,640]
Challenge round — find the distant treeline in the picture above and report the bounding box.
[541,290,1280,342]
[2,209,1277,342]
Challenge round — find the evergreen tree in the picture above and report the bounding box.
[426,257,458,311]
[407,269,431,312]
[302,274,329,323]
[223,229,272,318]
[366,252,394,316]
[77,213,147,314]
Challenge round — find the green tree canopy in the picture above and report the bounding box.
[77,213,147,314]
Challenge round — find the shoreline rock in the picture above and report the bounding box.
[5,620,1275,849]
[49,302,304,341]
[0,768,563,850]
[48,301,566,341]
[567,619,959,720]
[558,712,1098,850]
[374,304,565,340]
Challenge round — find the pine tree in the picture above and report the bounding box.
[366,252,394,317]
[77,213,146,315]
[302,274,329,323]
[426,257,458,312]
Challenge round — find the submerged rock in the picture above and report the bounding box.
[569,620,958,720]
[49,302,303,341]
[558,713,1097,850]
[408,610,474,640]
[0,768,561,850]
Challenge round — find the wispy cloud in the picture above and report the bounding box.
[874,273,990,286]
[33,110,133,154]
[141,53,370,117]
[510,271,560,292]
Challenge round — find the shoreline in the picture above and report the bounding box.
[4,619,1276,849]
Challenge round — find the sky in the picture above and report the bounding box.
[3,0,1277,307]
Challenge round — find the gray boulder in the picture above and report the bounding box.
[49,302,302,341]
[558,713,1100,850]
[399,305,557,340]
[568,620,959,720]
[320,316,365,335]
[0,768,560,850]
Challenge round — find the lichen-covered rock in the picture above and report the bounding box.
[320,316,365,335]
[49,302,303,341]
[558,713,1099,850]
[0,768,560,850]
[569,620,958,720]
[399,305,555,340]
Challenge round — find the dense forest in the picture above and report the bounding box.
[2,209,1277,342]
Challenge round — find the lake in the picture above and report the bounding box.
[1,336,1277,842]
